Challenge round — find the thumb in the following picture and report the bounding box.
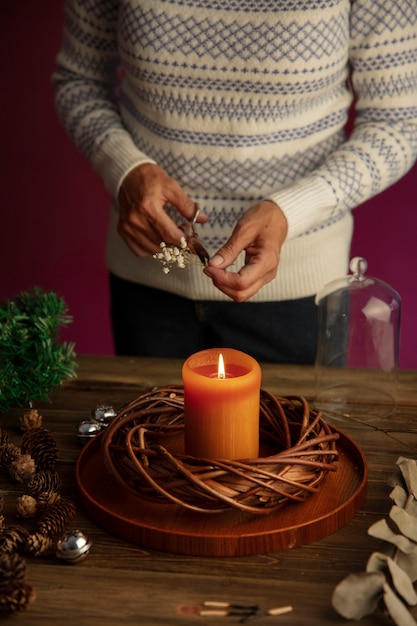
[208,241,241,269]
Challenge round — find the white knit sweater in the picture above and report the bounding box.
[53,0,417,301]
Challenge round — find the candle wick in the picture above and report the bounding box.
[218,372,226,380]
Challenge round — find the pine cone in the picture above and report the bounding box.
[0,444,20,471]
[0,553,27,586]
[25,532,53,557]
[21,428,58,470]
[0,581,35,613]
[8,454,36,483]
[19,409,42,432]
[37,498,76,537]
[27,470,61,496]
[0,527,30,555]
[0,429,9,447]
[15,495,37,519]
[36,491,61,512]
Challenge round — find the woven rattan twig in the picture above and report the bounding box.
[101,385,339,515]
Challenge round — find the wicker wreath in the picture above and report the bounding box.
[101,385,339,515]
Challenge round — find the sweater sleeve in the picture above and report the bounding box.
[268,0,417,239]
[52,0,155,198]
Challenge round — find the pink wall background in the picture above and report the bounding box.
[1,3,416,367]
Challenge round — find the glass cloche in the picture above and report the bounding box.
[314,257,401,421]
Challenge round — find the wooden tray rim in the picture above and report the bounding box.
[75,425,368,556]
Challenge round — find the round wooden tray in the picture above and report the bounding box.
[75,425,367,557]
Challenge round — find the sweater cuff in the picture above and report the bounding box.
[266,175,337,239]
[91,129,156,198]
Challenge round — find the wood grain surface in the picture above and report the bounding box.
[2,355,417,625]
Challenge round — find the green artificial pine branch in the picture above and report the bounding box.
[0,288,77,413]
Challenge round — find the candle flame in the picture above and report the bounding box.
[218,353,226,379]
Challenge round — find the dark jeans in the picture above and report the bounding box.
[109,273,317,364]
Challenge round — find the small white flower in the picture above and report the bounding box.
[153,236,207,274]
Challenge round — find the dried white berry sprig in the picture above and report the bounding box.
[332,457,417,625]
[153,205,210,274]
[153,238,194,274]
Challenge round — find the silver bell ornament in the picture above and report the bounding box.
[92,404,117,425]
[77,419,102,444]
[56,529,92,563]
[78,405,117,444]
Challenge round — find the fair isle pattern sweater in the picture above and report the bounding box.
[53,0,417,301]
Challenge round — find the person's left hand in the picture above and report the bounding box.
[203,200,288,302]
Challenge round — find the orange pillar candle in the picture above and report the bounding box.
[182,348,261,460]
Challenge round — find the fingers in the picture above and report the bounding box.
[117,163,207,256]
[137,165,208,226]
[117,162,285,302]
[117,219,162,256]
[203,200,287,301]
[204,253,278,302]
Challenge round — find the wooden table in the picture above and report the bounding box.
[2,355,417,625]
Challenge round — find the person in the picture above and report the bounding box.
[53,1,417,363]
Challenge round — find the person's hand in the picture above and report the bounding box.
[203,200,288,302]
[117,163,206,256]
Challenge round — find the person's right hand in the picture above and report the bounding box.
[117,163,206,257]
